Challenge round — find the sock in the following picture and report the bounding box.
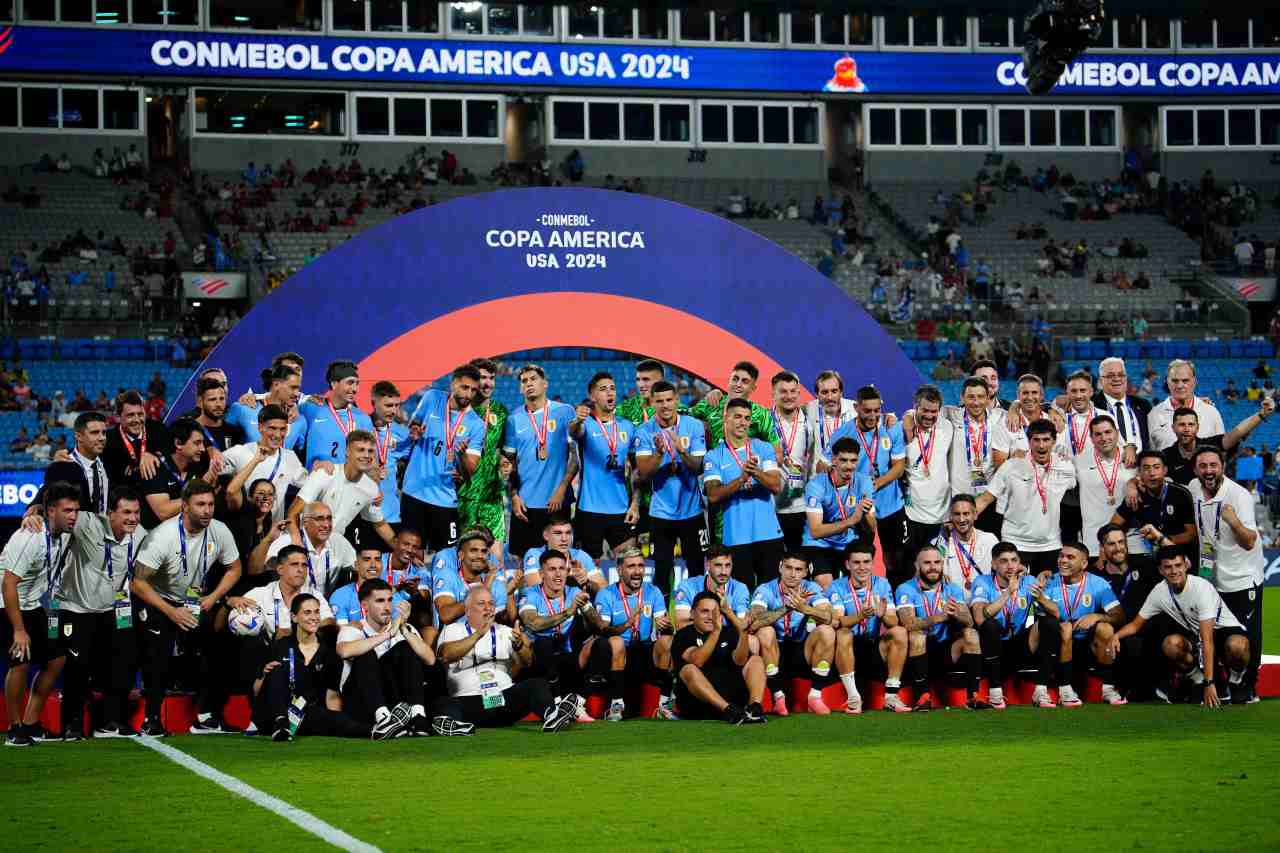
[989,686,1004,703]
[1188,669,1205,685]
[1059,660,1074,689]
[907,655,928,694]
[608,671,624,701]
[884,677,901,694]
[840,672,860,701]
[772,689,786,704]
[1095,664,1114,687]
[611,698,626,710]
[411,704,425,718]
[962,653,981,698]
[196,712,212,723]
[984,654,1003,687]
[808,686,822,702]
[766,666,784,696]
[812,660,831,678]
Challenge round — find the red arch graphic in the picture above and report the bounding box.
[356,292,811,409]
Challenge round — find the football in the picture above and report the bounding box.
[228,606,264,637]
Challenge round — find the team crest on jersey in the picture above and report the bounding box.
[643,605,652,617]
[458,426,467,435]
[547,420,557,432]
[680,436,690,449]
[1166,506,1174,515]
[1082,594,1092,607]
[1017,596,1027,608]
[1130,571,1140,582]
[63,623,73,637]
[620,431,628,442]
[846,495,857,508]
[899,594,910,605]
[880,436,891,450]
[806,496,819,508]
[675,590,687,602]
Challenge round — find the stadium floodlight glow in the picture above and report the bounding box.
[234,15,250,22]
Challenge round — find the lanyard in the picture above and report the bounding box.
[161,456,188,487]
[198,423,220,450]
[104,534,135,581]
[287,646,296,690]
[265,447,284,483]
[1030,460,1050,513]
[1068,410,1092,455]
[820,411,845,453]
[539,585,566,639]
[464,622,499,667]
[914,424,937,474]
[854,423,882,478]
[525,402,550,455]
[178,522,209,587]
[772,407,801,461]
[830,471,854,522]
[1058,575,1086,621]
[848,577,872,636]
[1196,499,1223,544]
[951,532,978,585]
[372,425,392,466]
[45,530,70,597]
[618,582,643,644]
[382,552,402,587]
[963,412,987,468]
[326,397,356,437]
[1094,448,1121,500]
[917,579,946,620]
[305,546,329,590]
[726,440,753,472]
[119,426,146,464]
[1165,580,1216,632]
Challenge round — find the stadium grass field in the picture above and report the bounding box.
[1,588,1275,852]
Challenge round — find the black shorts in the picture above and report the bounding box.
[509,507,551,559]
[779,638,811,676]
[804,547,842,579]
[853,633,888,680]
[399,494,458,552]
[1000,630,1036,672]
[777,512,806,551]
[2,607,58,667]
[587,637,657,681]
[574,509,634,559]
[344,517,383,552]
[676,665,747,719]
[926,634,961,675]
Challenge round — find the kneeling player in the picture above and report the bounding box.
[1108,547,1251,707]
[747,553,834,716]
[519,549,594,721]
[828,541,906,714]
[895,545,984,711]
[1044,542,1127,706]
[672,591,767,724]
[584,549,671,721]
[669,546,755,715]
[971,543,1062,709]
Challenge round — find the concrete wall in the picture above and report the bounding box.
[865,150,1123,184]
[0,132,143,169]
[1162,151,1280,183]
[188,138,507,175]
[545,144,826,181]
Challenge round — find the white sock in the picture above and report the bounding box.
[808,687,822,701]
[765,663,779,677]
[375,706,390,722]
[660,693,672,704]
[990,686,1004,702]
[840,673,860,700]
[773,689,786,702]
[1032,684,1048,697]
[885,677,901,690]
[196,712,212,723]
[411,704,425,718]
[1188,669,1205,685]
[1061,685,1079,698]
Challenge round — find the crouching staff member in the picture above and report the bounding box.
[253,593,377,741]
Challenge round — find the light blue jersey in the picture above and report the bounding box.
[226,401,306,449]
[702,439,783,547]
[429,564,509,627]
[297,398,374,470]
[372,422,411,524]
[895,578,968,642]
[576,415,636,515]
[801,470,874,550]
[970,574,1038,639]
[402,389,484,509]
[519,583,586,651]
[594,582,666,645]
[750,578,828,641]
[328,580,411,626]
[827,574,895,636]
[503,401,577,509]
[633,415,706,521]
[521,545,598,579]
[1044,573,1119,639]
[673,575,750,621]
[828,420,907,518]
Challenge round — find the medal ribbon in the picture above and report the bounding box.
[951,532,978,585]
[444,398,466,454]
[592,414,620,456]
[525,402,550,456]
[618,582,643,645]
[1059,575,1086,622]
[1069,410,1092,455]
[773,408,800,460]
[119,426,146,465]
[854,423,881,478]
[915,424,936,474]
[917,579,945,620]
[1031,460,1050,514]
[964,411,987,468]
[1094,448,1121,501]
[326,397,356,437]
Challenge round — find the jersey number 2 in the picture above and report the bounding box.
[331,441,340,458]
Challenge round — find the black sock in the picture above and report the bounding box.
[908,654,928,694]
[608,671,624,701]
[1096,664,1114,686]
[766,671,784,696]
[984,654,1003,687]
[1059,660,1074,689]
[657,670,673,694]
[962,653,981,698]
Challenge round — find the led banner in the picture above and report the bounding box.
[3,24,1280,95]
[0,469,42,518]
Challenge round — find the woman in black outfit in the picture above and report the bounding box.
[251,593,374,741]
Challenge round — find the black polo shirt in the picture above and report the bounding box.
[1160,435,1225,487]
[1089,564,1158,620]
[139,455,194,530]
[1114,479,1195,559]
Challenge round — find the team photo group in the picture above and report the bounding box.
[1,349,1267,747]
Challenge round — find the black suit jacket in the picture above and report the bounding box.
[33,460,93,511]
[101,419,171,486]
[1092,391,1152,449]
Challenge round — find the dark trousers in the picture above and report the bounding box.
[435,678,553,727]
[728,537,785,589]
[1220,585,1263,689]
[976,504,1003,537]
[649,515,707,596]
[252,667,369,738]
[778,512,806,552]
[509,508,551,559]
[59,609,135,730]
[137,602,231,721]
[903,518,942,586]
[977,615,1058,687]
[340,642,427,723]
[1059,499,1082,544]
[529,637,583,697]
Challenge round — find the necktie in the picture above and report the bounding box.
[91,461,102,512]
[1113,401,1127,440]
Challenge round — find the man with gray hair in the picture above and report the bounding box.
[267,500,356,596]
[1092,357,1151,451]
[1148,359,1225,452]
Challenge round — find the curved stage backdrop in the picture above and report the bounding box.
[175,188,922,414]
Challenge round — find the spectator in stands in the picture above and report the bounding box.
[26,432,51,462]
[816,250,835,280]
[810,195,825,225]
[1133,270,1151,290]
[1100,239,1120,258]
[1132,314,1149,340]
[125,144,143,177]
[785,199,799,220]
[1234,234,1256,270]
[1112,270,1133,291]
[8,426,30,453]
[1247,381,1262,402]
[55,153,71,173]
